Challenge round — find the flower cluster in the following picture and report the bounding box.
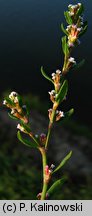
[67,57,76,70]
[48,70,62,103]
[68,3,82,17]
[3,91,28,124]
[48,108,64,122]
[61,3,87,75]
[48,69,65,123]
[67,24,82,47]
[51,70,61,92]
[66,3,84,47]
[48,90,56,103]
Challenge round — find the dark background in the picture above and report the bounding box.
[0,0,91,127]
[0,0,92,200]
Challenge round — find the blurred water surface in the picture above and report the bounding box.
[0,0,92,126]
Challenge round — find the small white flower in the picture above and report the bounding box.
[48,90,55,96]
[78,3,81,7]
[68,42,74,48]
[66,25,71,30]
[59,111,64,117]
[11,109,16,115]
[79,16,83,21]
[56,69,61,75]
[14,97,19,103]
[56,110,59,114]
[52,76,56,80]
[68,11,74,16]
[17,124,25,132]
[68,57,76,64]
[50,164,55,169]
[72,24,77,29]
[68,4,73,8]
[50,164,55,171]
[9,91,19,103]
[71,5,78,10]
[48,108,52,112]
[9,91,18,99]
[51,90,55,94]
[80,22,83,26]
[51,73,55,77]
[51,73,56,80]
[35,134,39,138]
[48,91,51,95]
[77,27,83,32]
[3,100,7,105]
[22,105,26,109]
[56,110,64,121]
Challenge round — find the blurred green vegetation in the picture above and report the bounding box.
[0,144,92,200]
[0,92,92,199]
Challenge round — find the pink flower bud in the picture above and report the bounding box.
[40,133,46,144]
[45,165,49,175]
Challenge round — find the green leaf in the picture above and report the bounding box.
[41,66,54,84]
[76,3,84,18]
[47,176,67,197]
[61,23,68,36]
[72,59,85,71]
[5,97,15,106]
[52,151,72,174]
[79,21,88,37]
[8,112,18,120]
[56,80,68,104]
[62,36,69,56]
[22,102,30,117]
[64,11,73,25]
[65,108,74,118]
[17,95,23,107]
[26,103,30,116]
[17,131,38,148]
[20,121,31,133]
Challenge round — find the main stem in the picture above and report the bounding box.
[39,109,56,200]
[39,148,48,200]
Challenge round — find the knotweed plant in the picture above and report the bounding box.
[3,3,87,200]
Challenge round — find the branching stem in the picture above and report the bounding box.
[45,109,56,149]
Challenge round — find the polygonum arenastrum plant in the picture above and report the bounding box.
[3,2,87,200]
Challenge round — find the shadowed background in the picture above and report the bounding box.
[0,0,91,126]
[0,0,92,199]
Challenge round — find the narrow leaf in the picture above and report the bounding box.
[79,22,88,37]
[17,131,38,148]
[5,97,15,106]
[72,59,85,71]
[76,3,84,18]
[41,66,54,84]
[17,95,23,107]
[65,108,74,118]
[64,11,73,25]
[62,36,69,56]
[20,121,31,133]
[47,176,67,196]
[22,102,30,117]
[52,151,72,174]
[56,80,68,104]
[8,112,18,120]
[61,23,68,36]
